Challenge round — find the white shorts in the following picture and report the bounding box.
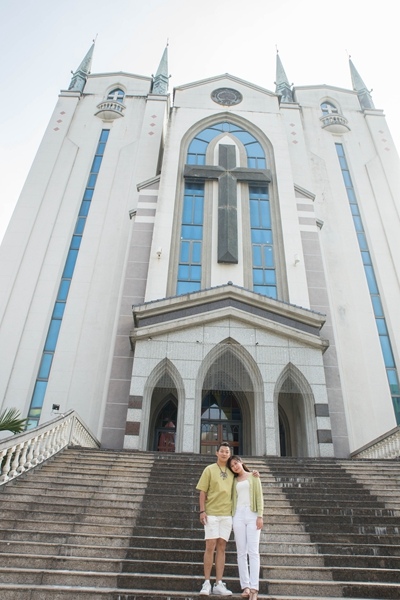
[204,515,233,541]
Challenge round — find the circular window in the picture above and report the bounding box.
[211,88,243,106]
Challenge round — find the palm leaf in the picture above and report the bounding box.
[0,408,27,434]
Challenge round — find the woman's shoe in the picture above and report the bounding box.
[249,589,258,600]
[241,589,250,598]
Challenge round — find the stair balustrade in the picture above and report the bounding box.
[351,425,400,459]
[0,409,99,485]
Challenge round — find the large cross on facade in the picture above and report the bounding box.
[184,144,271,263]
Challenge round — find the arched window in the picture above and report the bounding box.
[107,88,125,103]
[177,122,277,299]
[320,101,338,116]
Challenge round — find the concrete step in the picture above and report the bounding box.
[315,542,400,556]
[0,585,393,600]
[265,564,400,582]
[1,448,400,600]
[0,540,128,558]
[304,522,400,534]
[0,584,271,600]
[0,569,265,595]
[0,554,251,579]
[295,506,397,516]
[0,500,144,518]
[0,518,135,535]
[267,578,400,598]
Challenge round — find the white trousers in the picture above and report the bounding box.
[233,506,261,590]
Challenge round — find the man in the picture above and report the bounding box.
[196,442,234,596]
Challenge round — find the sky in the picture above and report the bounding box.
[1,0,399,243]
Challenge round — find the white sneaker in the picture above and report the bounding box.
[200,580,212,595]
[213,581,232,596]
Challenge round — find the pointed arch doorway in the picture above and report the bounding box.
[200,391,242,455]
[198,340,260,456]
[154,396,177,452]
[279,408,291,457]
[276,364,319,457]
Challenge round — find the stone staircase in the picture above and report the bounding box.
[0,449,399,599]
[264,458,400,599]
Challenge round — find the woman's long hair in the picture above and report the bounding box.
[228,455,251,476]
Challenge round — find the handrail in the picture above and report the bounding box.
[320,114,349,128]
[0,410,100,486]
[351,425,400,459]
[96,100,125,114]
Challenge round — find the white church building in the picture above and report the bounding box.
[0,44,399,458]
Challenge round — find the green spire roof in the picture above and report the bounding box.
[275,51,293,103]
[68,42,95,93]
[152,45,169,95]
[349,58,375,110]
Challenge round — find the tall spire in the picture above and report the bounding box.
[152,44,169,95]
[68,42,95,93]
[349,57,375,110]
[275,50,294,103]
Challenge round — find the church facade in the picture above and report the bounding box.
[1,45,399,458]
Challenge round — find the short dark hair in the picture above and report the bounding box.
[217,442,231,452]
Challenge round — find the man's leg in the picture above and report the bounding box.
[215,537,227,582]
[204,538,217,579]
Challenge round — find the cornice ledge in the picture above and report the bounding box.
[130,305,328,351]
[294,184,316,201]
[363,109,385,117]
[137,174,161,191]
[59,90,82,98]
[133,285,326,330]
[174,73,275,97]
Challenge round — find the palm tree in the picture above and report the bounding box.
[0,408,27,434]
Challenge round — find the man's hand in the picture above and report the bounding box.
[199,511,207,525]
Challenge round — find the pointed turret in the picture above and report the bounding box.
[275,51,294,103]
[68,42,95,93]
[152,45,169,95]
[349,58,375,110]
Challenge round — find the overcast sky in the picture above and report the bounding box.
[1,0,399,243]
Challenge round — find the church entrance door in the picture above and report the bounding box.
[153,397,177,452]
[200,391,242,455]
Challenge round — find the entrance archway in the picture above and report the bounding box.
[154,396,177,452]
[275,363,318,457]
[279,407,291,457]
[198,340,261,455]
[146,362,182,452]
[200,391,242,455]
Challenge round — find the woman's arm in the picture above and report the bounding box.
[254,475,264,516]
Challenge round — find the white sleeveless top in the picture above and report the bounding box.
[236,479,250,507]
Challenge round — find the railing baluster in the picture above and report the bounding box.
[8,443,23,478]
[17,441,30,474]
[0,446,15,483]
[352,426,400,460]
[25,439,34,469]
[0,410,100,486]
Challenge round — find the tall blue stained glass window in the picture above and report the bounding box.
[335,143,400,423]
[26,129,110,429]
[177,182,204,295]
[250,185,277,298]
[178,122,275,296]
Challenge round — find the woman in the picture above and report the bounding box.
[229,455,263,599]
